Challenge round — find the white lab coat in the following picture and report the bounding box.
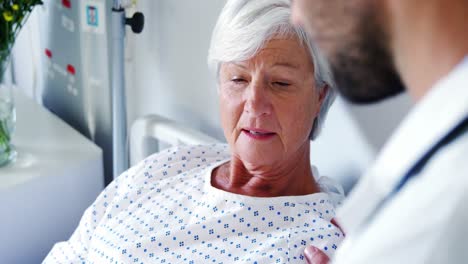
[332,56,468,263]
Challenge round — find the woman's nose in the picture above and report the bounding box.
[244,80,272,117]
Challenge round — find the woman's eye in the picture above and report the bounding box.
[273,81,291,87]
[231,78,247,84]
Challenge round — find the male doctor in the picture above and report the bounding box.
[290,0,468,263]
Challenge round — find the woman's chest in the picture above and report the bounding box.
[87,191,341,263]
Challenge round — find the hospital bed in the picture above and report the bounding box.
[130,114,220,166]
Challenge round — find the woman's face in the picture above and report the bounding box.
[219,37,324,168]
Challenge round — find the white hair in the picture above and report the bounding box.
[208,0,336,140]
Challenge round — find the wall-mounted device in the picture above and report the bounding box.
[39,0,144,185]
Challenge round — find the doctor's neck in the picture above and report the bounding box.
[389,0,468,102]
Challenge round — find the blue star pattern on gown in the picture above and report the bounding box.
[43,144,344,264]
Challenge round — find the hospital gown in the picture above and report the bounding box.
[44,144,345,264]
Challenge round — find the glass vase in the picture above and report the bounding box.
[0,54,17,167]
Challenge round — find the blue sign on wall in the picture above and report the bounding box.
[86,5,99,27]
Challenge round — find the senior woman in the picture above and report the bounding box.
[44,0,344,263]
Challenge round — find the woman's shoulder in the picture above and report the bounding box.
[311,164,346,208]
[316,175,346,208]
[143,143,230,164]
[128,143,231,182]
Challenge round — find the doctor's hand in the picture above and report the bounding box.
[304,245,329,264]
[305,218,344,264]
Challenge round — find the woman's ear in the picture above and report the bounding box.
[314,83,329,115]
[318,83,329,106]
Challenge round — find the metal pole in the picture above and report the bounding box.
[111,0,128,178]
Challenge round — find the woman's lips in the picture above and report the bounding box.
[241,129,276,140]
